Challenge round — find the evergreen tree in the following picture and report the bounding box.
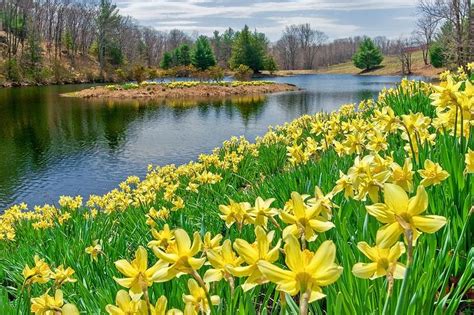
[264,55,278,74]
[160,52,173,69]
[230,25,267,73]
[352,38,383,71]
[429,43,445,68]
[192,36,216,70]
[177,44,191,66]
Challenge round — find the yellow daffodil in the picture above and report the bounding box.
[114,246,169,295]
[390,159,414,192]
[202,232,223,253]
[418,159,449,187]
[152,229,205,276]
[352,241,406,279]
[226,226,281,291]
[105,290,147,315]
[183,279,220,315]
[280,192,334,242]
[465,149,474,174]
[31,289,79,315]
[149,296,183,315]
[148,224,175,249]
[366,183,447,247]
[23,255,51,285]
[51,265,77,287]
[85,240,103,262]
[218,199,253,230]
[251,197,278,227]
[308,186,338,219]
[331,171,353,199]
[257,235,342,302]
[204,239,243,283]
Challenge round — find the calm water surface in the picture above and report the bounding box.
[0,74,427,210]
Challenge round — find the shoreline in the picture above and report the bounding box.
[63,81,300,100]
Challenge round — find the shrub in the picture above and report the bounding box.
[130,64,148,84]
[208,66,225,82]
[429,43,445,68]
[115,68,127,83]
[5,59,22,82]
[233,64,253,81]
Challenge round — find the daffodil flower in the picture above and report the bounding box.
[183,279,220,315]
[418,159,449,187]
[226,226,281,291]
[366,183,447,247]
[85,240,103,262]
[23,255,51,285]
[149,296,184,315]
[257,235,342,303]
[152,229,205,276]
[51,265,77,287]
[251,197,278,228]
[202,232,223,253]
[31,289,79,315]
[204,239,243,283]
[105,290,147,315]
[148,224,175,249]
[280,192,334,243]
[352,241,406,279]
[218,199,253,230]
[113,246,169,295]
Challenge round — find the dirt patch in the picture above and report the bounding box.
[64,82,300,100]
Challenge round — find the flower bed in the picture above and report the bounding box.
[1,67,473,314]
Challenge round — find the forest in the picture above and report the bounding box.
[0,0,472,84]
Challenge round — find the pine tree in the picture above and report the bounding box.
[352,38,384,71]
[230,25,267,73]
[192,36,216,70]
[160,52,173,69]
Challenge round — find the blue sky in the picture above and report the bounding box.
[115,0,418,41]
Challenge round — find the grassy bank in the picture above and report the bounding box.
[0,69,472,314]
[271,51,445,79]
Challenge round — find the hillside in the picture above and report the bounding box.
[272,50,445,79]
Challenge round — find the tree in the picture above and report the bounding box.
[352,38,384,71]
[97,0,121,81]
[429,42,445,67]
[160,51,173,69]
[230,25,267,73]
[264,55,278,74]
[176,44,191,66]
[414,14,439,65]
[191,36,216,70]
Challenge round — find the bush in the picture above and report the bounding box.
[5,59,22,82]
[429,43,445,68]
[352,38,383,71]
[115,68,127,83]
[233,64,253,81]
[208,66,225,82]
[130,64,148,83]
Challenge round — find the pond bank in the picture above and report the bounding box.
[63,81,300,99]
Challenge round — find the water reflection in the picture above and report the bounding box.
[0,74,426,209]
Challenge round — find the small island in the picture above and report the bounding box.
[65,81,299,99]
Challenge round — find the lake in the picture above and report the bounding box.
[0,74,427,210]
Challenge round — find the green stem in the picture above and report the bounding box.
[191,270,216,315]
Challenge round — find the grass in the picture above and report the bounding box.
[0,74,472,314]
[273,50,445,79]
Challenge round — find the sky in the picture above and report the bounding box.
[114,0,419,41]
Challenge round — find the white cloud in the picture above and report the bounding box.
[115,0,417,40]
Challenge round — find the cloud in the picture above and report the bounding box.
[114,0,417,40]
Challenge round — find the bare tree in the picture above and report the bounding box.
[418,0,470,65]
[414,14,439,65]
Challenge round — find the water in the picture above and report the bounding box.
[0,74,427,210]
